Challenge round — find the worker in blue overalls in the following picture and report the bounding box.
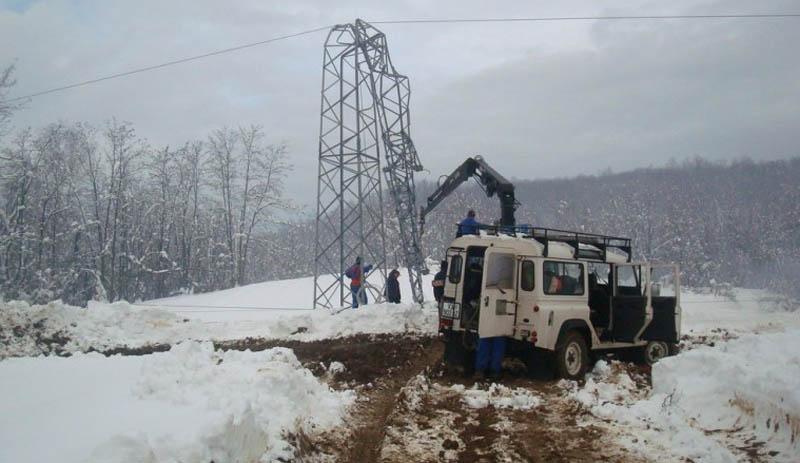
[475,336,506,380]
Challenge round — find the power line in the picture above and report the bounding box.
[131,302,314,311]
[5,24,333,103]
[7,13,800,103]
[373,13,800,25]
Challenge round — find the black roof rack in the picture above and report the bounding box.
[467,224,632,262]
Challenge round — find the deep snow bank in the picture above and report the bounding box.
[0,341,355,462]
[0,299,438,358]
[565,331,800,462]
[0,299,204,359]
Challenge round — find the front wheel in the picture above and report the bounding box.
[555,330,589,380]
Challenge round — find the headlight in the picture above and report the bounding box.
[441,301,461,319]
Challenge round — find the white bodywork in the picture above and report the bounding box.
[441,233,681,351]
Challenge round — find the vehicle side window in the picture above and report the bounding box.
[616,265,643,296]
[543,261,584,295]
[448,255,463,284]
[521,260,535,291]
[486,253,515,289]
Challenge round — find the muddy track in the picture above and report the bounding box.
[38,332,649,462]
[377,370,648,463]
[216,333,438,386]
[273,334,649,463]
[285,336,444,462]
[342,340,445,462]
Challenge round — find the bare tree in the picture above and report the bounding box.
[0,64,18,136]
[206,126,290,287]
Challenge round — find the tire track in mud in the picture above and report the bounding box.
[374,373,645,463]
[287,334,646,463]
[218,333,443,461]
[339,342,445,462]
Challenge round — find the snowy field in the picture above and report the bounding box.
[1,274,799,462]
[0,342,354,462]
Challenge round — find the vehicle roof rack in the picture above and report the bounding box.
[474,224,632,262]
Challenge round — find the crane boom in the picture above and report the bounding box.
[420,156,518,232]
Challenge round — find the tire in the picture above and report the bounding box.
[555,330,590,380]
[443,331,475,377]
[636,340,670,366]
[522,347,556,380]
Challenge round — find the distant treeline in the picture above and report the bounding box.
[1,121,797,304]
[0,121,294,305]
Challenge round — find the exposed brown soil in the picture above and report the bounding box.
[280,335,650,463]
[215,333,436,386]
[8,328,655,461]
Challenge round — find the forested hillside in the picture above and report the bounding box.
[418,158,800,297]
[1,117,797,304]
[0,122,293,305]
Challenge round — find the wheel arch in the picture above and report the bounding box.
[556,319,592,349]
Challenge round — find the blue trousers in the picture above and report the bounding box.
[351,285,367,308]
[475,337,506,374]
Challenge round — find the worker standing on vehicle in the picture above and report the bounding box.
[345,256,373,308]
[458,209,482,236]
[432,260,448,303]
[386,269,401,303]
[475,336,506,380]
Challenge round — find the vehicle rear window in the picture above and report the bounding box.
[521,260,535,291]
[448,255,463,284]
[543,261,584,295]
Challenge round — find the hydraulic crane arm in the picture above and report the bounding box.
[420,156,518,232]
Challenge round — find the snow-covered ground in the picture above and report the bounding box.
[565,329,800,462]
[680,287,798,335]
[1,269,438,359]
[0,298,438,358]
[1,275,799,462]
[557,287,800,462]
[0,341,354,462]
[148,269,435,322]
[0,272,438,463]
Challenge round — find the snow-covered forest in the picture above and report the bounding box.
[418,157,800,298]
[1,75,296,304]
[2,63,799,305]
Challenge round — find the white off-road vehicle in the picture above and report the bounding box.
[438,227,681,380]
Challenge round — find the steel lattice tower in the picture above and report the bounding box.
[314,19,426,309]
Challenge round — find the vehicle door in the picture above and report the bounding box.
[513,256,538,340]
[611,263,652,342]
[641,264,680,342]
[440,248,465,323]
[478,248,517,338]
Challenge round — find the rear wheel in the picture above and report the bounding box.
[636,340,670,365]
[555,330,589,380]
[443,331,475,376]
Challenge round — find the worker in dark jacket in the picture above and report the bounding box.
[432,260,448,303]
[345,256,373,308]
[386,269,401,303]
[458,209,482,236]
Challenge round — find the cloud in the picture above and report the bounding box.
[413,0,800,183]
[2,0,798,207]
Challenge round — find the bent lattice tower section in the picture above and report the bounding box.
[314,19,426,309]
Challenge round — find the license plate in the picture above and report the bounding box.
[441,301,461,319]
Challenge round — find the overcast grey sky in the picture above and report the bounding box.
[2,0,798,208]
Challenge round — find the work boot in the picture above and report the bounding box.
[487,370,503,382]
[473,370,486,382]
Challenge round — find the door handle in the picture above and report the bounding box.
[484,296,489,307]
